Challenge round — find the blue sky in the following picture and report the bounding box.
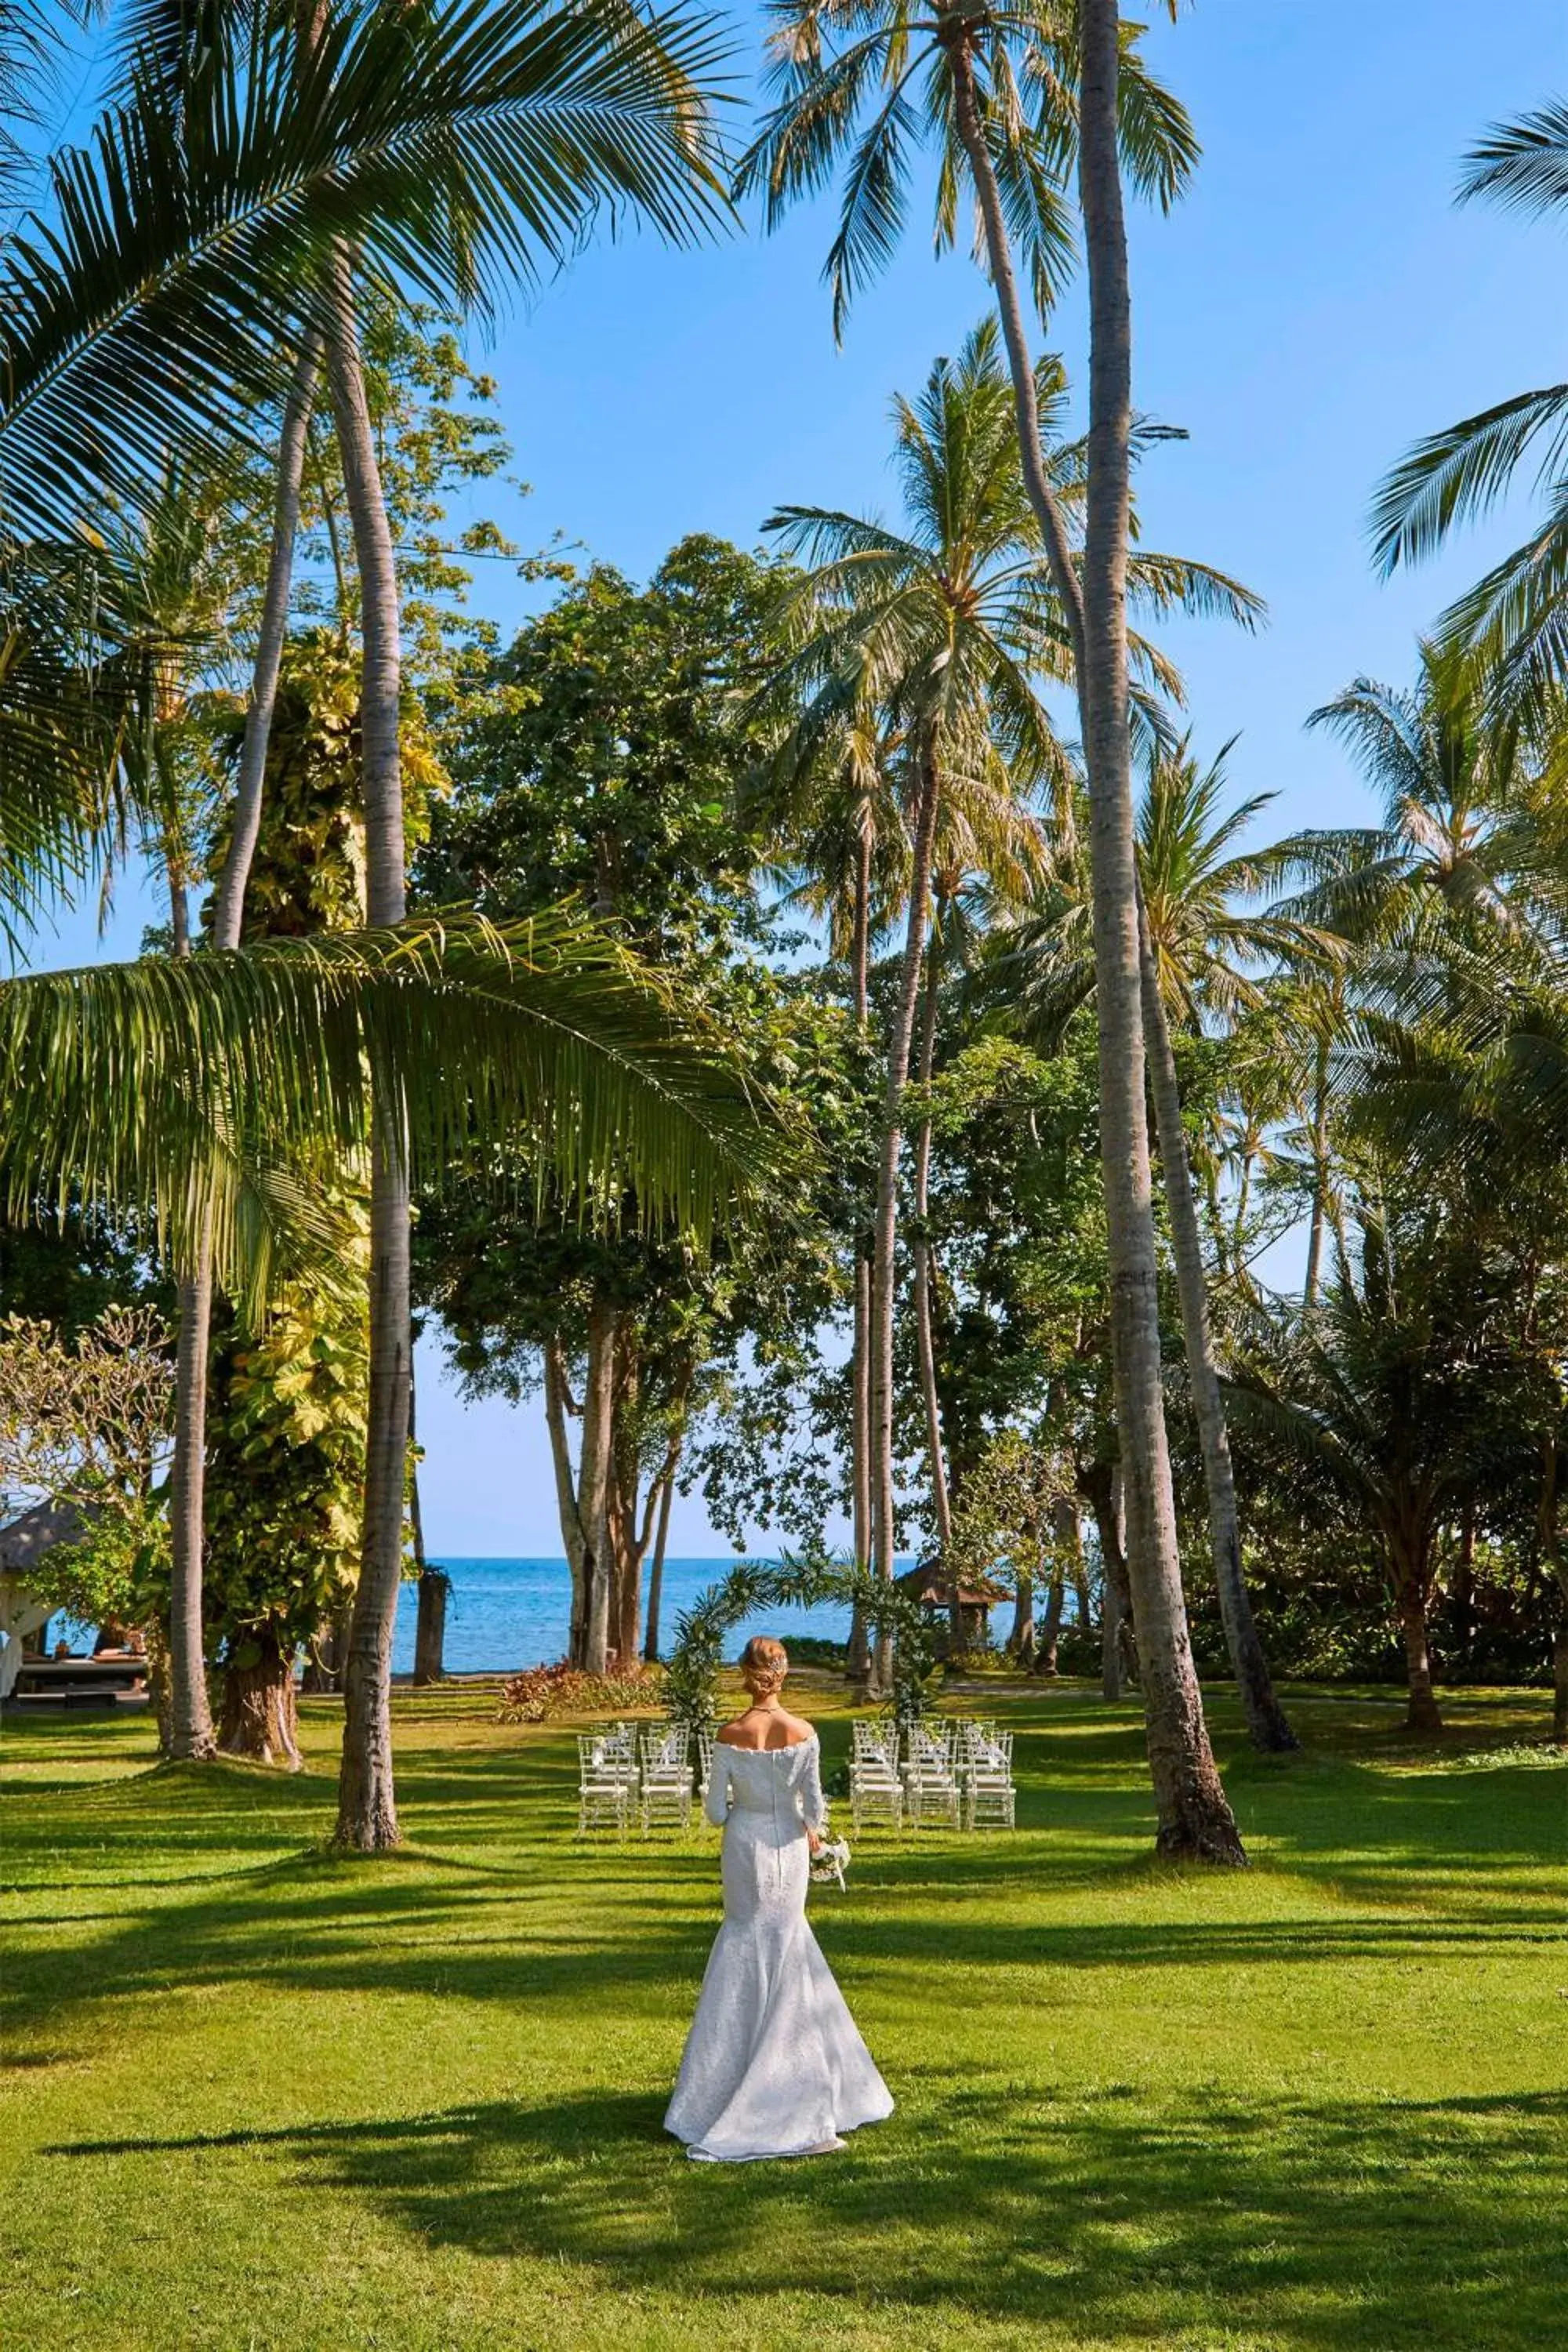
[35,0,1568,1554]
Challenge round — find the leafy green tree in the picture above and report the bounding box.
[418,537,825,1673]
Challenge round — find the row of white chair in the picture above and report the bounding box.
[576,1723,700,1835]
[850,1718,1016,1833]
[577,1715,1018,1838]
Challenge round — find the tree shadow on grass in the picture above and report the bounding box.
[44,2080,1568,2350]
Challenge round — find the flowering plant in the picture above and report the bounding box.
[497,1661,662,1724]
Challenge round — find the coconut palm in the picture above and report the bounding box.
[741,0,1243,1857]
[1284,648,1534,949]
[0,0,732,1818]
[1004,739,1330,1750]
[765,319,1252,1690]
[764,326,1071,1678]
[746,699,905,1608]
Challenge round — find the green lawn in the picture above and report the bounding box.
[2,1677,1565,2352]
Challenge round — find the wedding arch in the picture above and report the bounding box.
[664,1552,936,1730]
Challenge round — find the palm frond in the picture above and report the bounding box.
[1370,383,1568,576]
[0,0,731,537]
[1460,98,1568,219]
[0,910,789,1290]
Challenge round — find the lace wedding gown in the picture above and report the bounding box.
[665,1733,894,2162]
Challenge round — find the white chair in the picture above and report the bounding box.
[902,1722,960,1830]
[576,1732,633,1835]
[964,1726,1016,1831]
[695,1730,714,1808]
[638,1723,694,1833]
[850,1718,904,1832]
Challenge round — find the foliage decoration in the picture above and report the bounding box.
[666,1548,937,1735]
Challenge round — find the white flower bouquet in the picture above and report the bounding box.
[809,1834,851,1890]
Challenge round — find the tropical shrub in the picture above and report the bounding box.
[497,1661,664,1724]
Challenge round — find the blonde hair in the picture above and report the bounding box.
[739,1635,789,1700]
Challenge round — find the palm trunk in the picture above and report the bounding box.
[409,1375,447,1687]
[1302,1036,1330,1308]
[869,746,942,1687]
[165,837,219,1761]
[327,252,411,1852]
[412,1572,448,1688]
[644,1465,676,1665]
[162,333,323,1766]
[949,3,1240,1855]
[167,1251,217,1760]
[1138,916,1296,1752]
[1073,0,1243,1862]
[946,31,1086,679]
[848,819,874,1678]
[1393,1560,1443,1733]
[912,937,953,1575]
[210,333,321,949]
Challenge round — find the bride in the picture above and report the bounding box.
[665,1635,894,2162]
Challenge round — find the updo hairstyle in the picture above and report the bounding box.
[739,1635,789,1701]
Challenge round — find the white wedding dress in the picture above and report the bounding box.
[665,1733,894,2162]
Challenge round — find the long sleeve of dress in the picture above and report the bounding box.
[798,1738,826,1834]
[704,1747,732,1828]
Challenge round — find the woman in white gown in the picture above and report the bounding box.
[665,1635,894,2162]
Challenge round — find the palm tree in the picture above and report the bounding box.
[0,909,784,1766]
[1229,1206,1526,1735]
[1287,648,1532,947]
[2,0,732,1820]
[1007,739,1326,1750]
[1372,98,1568,719]
[1076,0,1241,1857]
[747,700,904,1648]
[916,801,1044,1639]
[763,325,1079,1682]
[740,0,1243,1855]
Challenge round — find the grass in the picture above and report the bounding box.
[2,1676,1566,2352]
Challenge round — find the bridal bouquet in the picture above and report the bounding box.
[809,1835,851,1891]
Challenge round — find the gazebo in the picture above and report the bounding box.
[895,1560,1011,1652]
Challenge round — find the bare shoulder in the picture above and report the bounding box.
[779,1709,816,1748]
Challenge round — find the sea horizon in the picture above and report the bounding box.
[397,1553,866,1675]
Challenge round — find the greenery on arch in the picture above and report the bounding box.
[665,1548,938,1734]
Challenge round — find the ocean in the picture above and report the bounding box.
[41,1555,860,1670]
[393,1555,857,1675]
